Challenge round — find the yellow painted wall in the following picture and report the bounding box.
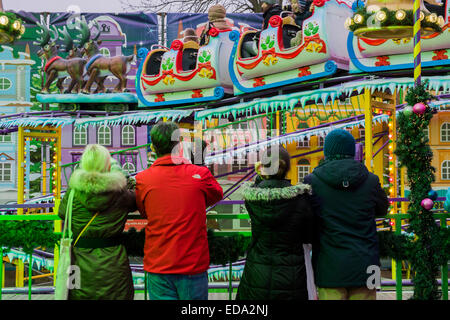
[429,112,450,189]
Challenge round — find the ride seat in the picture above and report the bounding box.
[181,42,199,71]
[239,30,259,59]
[281,16,301,49]
[145,50,165,76]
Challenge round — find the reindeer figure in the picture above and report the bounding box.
[34,22,86,93]
[82,19,134,94]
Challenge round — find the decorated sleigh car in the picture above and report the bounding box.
[136,28,235,107]
[229,0,354,95]
[347,0,449,73]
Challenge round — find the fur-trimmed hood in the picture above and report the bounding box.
[69,168,127,194]
[242,180,311,202]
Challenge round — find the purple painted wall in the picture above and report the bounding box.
[61,124,148,188]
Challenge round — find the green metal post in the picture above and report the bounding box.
[144,271,148,300]
[28,254,32,300]
[228,260,233,300]
[441,218,448,300]
[395,216,403,300]
[0,247,3,300]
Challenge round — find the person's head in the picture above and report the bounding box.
[208,4,226,22]
[262,0,277,12]
[323,129,356,160]
[183,28,199,43]
[79,144,112,173]
[258,145,291,179]
[150,121,180,158]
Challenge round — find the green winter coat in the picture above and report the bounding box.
[58,167,136,300]
[236,178,314,300]
[304,159,389,288]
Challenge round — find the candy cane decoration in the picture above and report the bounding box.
[414,0,421,86]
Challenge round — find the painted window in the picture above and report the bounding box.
[232,152,247,172]
[441,123,450,142]
[0,162,12,182]
[442,160,450,180]
[73,126,88,146]
[0,77,12,91]
[100,47,110,57]
[97,125,112,146]
[0,133,12,143]
[297,137,309,148]
[121,125,135,146]
[297,159,310,182]
[359,126,365,140]
[318,135,325,147]
[122,162,135,174]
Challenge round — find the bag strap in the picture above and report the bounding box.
[61,189,75,240]
[73,212,99,247]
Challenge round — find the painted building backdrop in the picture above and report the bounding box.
[0,46,34,204]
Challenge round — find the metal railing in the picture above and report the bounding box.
[0,199,448,300]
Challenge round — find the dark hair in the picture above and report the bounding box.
[150,121,180,157]
[260,146,291,179]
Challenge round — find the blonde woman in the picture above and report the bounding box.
[58,144,136,300]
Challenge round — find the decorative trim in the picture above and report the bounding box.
[347,31,450,73]
[242,181,312,201]
[43,56,62,72]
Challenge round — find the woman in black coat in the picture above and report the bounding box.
[236,146,314,300]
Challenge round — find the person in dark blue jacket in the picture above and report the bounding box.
[304,129,389,300]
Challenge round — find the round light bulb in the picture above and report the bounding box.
[376,11,387,22]
[0,16,9,26]
[420,11,425,21]
[427,13,438,23]
[12,20,21,31]
[438,16,445,28]
[354,14,364,24]
[344,17,353,29]
[395,10,406,21]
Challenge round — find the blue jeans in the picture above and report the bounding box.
[146,271,208,300]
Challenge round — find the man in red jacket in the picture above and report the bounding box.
[135,121,223,300]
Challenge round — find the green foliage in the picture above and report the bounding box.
[0,221,59,255]
[207,229,251,266]
[29,177,42,194]
[394,81,445,300]
[122,228,251,265]
[0,12,24,41]
[261,36,274,50]
[162,58,173,71]
[349,7,442,33]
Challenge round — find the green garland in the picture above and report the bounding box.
[0,12,24,42]
[349,7,442,34]
[395,81,447,300]
[0,221,59,255]
[122,228,251,266]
